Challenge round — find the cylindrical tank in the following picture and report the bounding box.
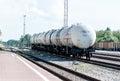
[51,30,59,45]
[40,32,46,45]
[30,35,34,44]
[34,34,39,44]
[39,33,44,44]
[50,28,66,46]
[59,27,73,46]
[37,33,42,44]
[32,34,36,44]
[59,23,96,48]
[45,30,55,45]
[43,31,50,45]
[35,34,38,44]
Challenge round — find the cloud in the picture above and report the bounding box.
[17,0,49,17]
[51,0,64,19]
[30,7,49,17]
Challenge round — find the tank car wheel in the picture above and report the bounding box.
[86,56,90,60]
[86,52,91,60]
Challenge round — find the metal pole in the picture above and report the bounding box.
[64,0,68,27]
[22,15,26,48]
[23,15,26,36]
[64,0,69,55]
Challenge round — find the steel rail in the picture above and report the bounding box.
[16,50,100,81]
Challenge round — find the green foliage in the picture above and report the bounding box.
[96,27,119,42]
[20,34,31,47]
[96,30,104,42]
[2,34,31,47]
[113,30,120,42]
[0,40,2,44]
[0,30,1,36]
[7,40,19,47]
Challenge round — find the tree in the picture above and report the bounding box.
[103,27,114,42]
[7,40,19,47]
[20,34,31,47]
[96,27,118,42]
[0,30,1,36]
[96,30,105,42]
[113,30,120,42]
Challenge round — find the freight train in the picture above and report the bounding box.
[93,42,120,51]
[30,23,96,60]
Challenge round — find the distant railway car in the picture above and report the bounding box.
[94,42,120,51]
[108,42,114,50]
[115,42,120,51]
[103,42,114,50]
[99,42,103,49]
[31,23,96,60]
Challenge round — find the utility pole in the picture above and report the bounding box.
[23,15,26,36]
[64,0,69,55]
[64,0,68,27]
[22,15,26,48]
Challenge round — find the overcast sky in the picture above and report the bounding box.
[0,0,120,41]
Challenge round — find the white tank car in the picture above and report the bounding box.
[35,34,39,44]
[39,33,44,44]
[59,27,72,46]
[31,34,35,44]
[30,35,34,44]
[51,30,59,45]
[35,34,38,44]
[44,31,50,44]
[50,28,66,46]
[32,34,37,44]
[37,33,42,44]
[45,30,55,45]
[40,32,46,45]
[59,23,96,48]
[31,23,96,49]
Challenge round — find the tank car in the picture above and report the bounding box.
[31,23,96,60]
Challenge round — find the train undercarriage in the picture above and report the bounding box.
[31,44,94,60]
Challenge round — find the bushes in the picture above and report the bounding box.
[96,27,119,43]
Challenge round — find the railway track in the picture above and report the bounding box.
[20,49,120,71]
[50,51,120,70]
[93,52,120,57]
[60,55,120,70]
[92,54,120,62]
[12,48,120,71]
[10,48,120,79]
[78,59,120,70]
[12,50,99,81]
[53,53,120,71]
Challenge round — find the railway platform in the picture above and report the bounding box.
[0,51,62,81]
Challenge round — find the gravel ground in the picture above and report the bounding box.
[25,50,120,81]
